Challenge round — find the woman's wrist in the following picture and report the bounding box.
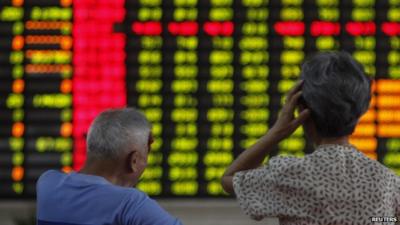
[266,126,286,145]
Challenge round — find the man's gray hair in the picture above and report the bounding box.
[86,108,151,160]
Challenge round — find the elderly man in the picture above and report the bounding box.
[37,108,182,225]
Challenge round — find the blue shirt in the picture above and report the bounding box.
[37,170,182,225]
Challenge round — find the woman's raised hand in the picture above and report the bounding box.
[269,80,310,140]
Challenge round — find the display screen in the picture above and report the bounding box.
[0,0,399,197]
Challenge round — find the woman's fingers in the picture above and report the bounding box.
[274,80,308,137]
[283,91,303,114]
[290,109,310,128]
[289,91,303,109]
[287,80,304,100]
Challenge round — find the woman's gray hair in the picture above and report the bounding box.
[86,108,151,160]
[300,51,371,137]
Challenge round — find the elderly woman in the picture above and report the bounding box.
[222,52,399,225]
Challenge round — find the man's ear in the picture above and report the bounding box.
[148,133,154,146]
[127,151,138,173]
[147,133,154,153]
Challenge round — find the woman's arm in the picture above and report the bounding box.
[221,80,310,194]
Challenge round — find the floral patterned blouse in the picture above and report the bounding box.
[233,144,400,225]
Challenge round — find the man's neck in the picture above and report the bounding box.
[79,162,125,186]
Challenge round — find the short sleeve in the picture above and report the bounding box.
[233,156,310,220]
[396,177,400,216]
[123,192,183,225]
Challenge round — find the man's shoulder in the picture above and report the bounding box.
[37,170,64,185]
[37,173,151,213]
[108,183,148,201]
[36,170,147,200]
[84,178,150,206]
